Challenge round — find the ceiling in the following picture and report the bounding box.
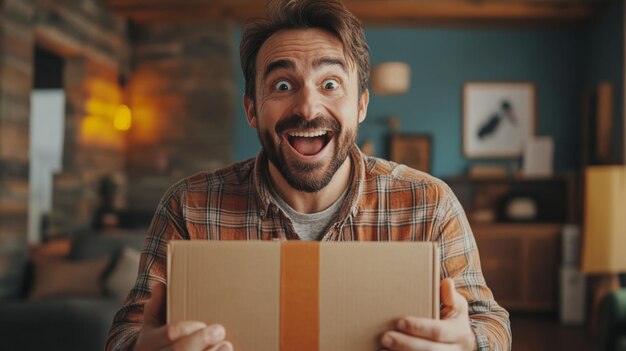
[104,0,604,27]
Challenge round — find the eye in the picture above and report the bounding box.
[274,80,292,91]
[322,79,340,90]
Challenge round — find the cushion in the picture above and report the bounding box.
[105,247,141,302]
[69,232,145,262]
[29,256,109,301]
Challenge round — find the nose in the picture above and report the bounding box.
[291,83,322,120]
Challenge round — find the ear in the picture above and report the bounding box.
[244,95,258,129]
[357,89,369,124]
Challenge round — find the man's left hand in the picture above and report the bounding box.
[380,278,476,351]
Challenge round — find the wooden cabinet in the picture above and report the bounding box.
[473,223,562,312]
[446,176,578,312]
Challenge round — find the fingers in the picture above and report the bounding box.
[392,278,470,343]
[144,321,207,349]
[158,324,228,351]
[440,278,468,318]
[207,341,234,351]
[394,317,460,343]
[382,316,475,350]
[144,281,167,326]
[381,330,457,351]
[381,279,474,350]
[440,278,455,306]
[137,282,231,351]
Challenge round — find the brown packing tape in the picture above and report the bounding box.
[280,242,320,351]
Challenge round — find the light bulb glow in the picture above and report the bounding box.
[113,104,132,131]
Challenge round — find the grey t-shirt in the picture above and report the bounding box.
[268,185,347,241]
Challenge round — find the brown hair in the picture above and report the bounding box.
[240,0,370,102]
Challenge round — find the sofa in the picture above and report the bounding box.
[0,231,145,351]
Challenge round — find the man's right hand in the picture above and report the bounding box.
[134,282,233,351]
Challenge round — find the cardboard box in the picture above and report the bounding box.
[168,241,439,351]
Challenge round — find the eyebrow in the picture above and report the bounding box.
[263,59,294,81]
[262,57,348,81]
[313,57,348,74]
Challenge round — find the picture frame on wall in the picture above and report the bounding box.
[390,134,432,174]
[463,82,536,158]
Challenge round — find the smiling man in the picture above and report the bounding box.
[106,0,511,350]
[248,27,366,216]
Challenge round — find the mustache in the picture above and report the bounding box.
[275,115,340,135]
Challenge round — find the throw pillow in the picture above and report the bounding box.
[29,256,109,301]
[105,246,141,302]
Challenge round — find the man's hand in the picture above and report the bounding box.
[134,282,233,351]
[380,278,476,351]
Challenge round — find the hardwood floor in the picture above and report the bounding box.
[511,313,598,351]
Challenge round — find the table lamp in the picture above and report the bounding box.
[581,165,626,275]
[581,165,626,330]
[370,61,411,155]
[371,62,410,95]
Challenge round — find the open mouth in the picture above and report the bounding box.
[285,129,334,156]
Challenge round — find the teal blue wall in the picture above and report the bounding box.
[233,3,623,177]
[233,28,259,162]
[364,28,585,177]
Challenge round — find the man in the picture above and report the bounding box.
[106,0,511,350]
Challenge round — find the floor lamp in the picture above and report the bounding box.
[581,165,626,332]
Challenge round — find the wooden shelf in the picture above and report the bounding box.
[104,0,605,26]
[446,174,577,224]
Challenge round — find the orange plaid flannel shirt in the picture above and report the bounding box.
[105,146,511,350]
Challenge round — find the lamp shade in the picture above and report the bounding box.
[581,166,626,274]
[371,62,410,95]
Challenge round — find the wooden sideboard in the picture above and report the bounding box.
[445,175,578,312]
[472,223,562,312]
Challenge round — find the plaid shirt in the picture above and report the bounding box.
[106,146,511,351]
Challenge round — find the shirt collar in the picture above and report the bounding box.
[253,145,365,220]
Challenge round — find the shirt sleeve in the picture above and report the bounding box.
[434,185,512,351]
[105,182,189,351]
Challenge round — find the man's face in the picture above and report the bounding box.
[244,28,369,193]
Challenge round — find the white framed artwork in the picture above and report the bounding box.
[463,82,536,158]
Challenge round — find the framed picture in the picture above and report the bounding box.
[463,82,536,158]
[390,134,432,173]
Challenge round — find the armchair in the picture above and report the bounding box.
[600,288,626,351]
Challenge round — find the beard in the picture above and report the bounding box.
[258,115,356,193]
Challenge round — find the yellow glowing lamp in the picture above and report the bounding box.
[113,104,132,131]
[581,166,626,274]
